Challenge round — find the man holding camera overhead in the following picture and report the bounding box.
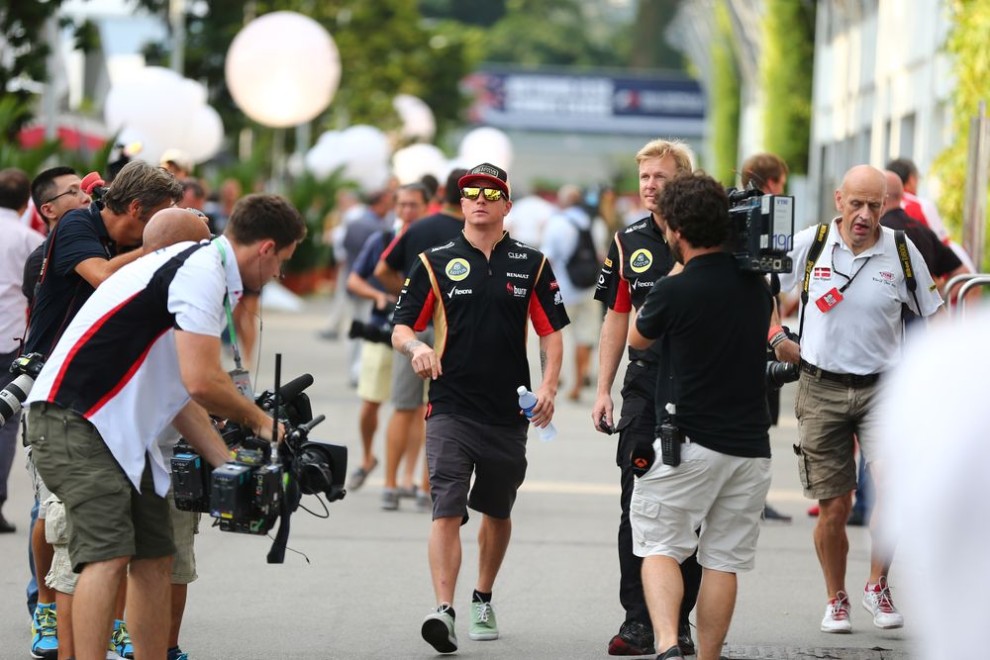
[628,171,775,660]
[25,195,303,660]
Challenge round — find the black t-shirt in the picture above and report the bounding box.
[392,232,569,425]
[382,212,463,275]
[594,215,675,363]
[880,208,961,278]
[636,252,773,457]
[24,203,115,357]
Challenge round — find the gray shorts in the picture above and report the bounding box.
[168,492,200,584]
[44,496,79,594]
[425,413,527,522]
[794,372,882,500]
[391,327,433,410]
[28,403,175,571]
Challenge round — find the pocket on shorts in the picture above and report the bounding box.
[44,496,68,545]
[794,443,813,491]
[630,496,663,542]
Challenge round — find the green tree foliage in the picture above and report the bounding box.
[479,0,630,67]
[0,1,63,138]
[930,0,990,267]
[710,0,739,186]
[139,0,474,143]
[760,0,815,174]
[629,0,685,71]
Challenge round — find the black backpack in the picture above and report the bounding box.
[563,212,599,288]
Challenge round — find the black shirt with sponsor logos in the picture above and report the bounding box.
[636,252,773,457]
[880,208,961,278]
[594,215,676,363]
[392,231,569,425]
[25,202,116,358]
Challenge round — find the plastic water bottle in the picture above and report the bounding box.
[517,386,558,442]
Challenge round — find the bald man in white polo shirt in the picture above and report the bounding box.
[773,165,942,635]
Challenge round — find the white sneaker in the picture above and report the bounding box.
[821,591,852,633]
[862,577,905,629]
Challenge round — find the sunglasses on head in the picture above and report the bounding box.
[461,187,506,202]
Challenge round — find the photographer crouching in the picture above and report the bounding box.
[627,172,773,660]
[25,194,304,660]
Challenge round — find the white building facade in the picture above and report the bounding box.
[807,0,955,225]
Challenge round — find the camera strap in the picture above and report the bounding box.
[798,223,830,340]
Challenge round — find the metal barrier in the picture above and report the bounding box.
[945,272,990,318]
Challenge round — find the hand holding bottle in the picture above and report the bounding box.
[517,385,558,442]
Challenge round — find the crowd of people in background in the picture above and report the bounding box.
[0,132,982,660]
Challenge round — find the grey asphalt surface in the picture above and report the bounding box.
[0,298,915,659]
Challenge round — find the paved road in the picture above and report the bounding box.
[0,300,915,659]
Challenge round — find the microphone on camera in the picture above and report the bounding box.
[277,373,314,402]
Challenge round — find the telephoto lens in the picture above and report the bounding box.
[0,373,35,429]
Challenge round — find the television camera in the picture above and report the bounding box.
[171,362,346,562]
[726,186,795,274]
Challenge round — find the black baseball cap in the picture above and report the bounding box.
[458,162,511,199]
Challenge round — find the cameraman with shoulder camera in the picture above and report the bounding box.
[628,172,774,660]
[25,193,304,660]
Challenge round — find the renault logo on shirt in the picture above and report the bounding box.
[446,258,470,281]
[630,249,653,273]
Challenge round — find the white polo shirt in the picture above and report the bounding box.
[778,220,942,375]
[28,236,243,496]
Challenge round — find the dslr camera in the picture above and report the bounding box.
[171,372,347,539]
[726,187,795,274]
[347,302,395,346]
[0,352,45,429]
[765,327,800,389]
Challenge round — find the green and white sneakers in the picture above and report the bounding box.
[469,601,499,641]
[422,604,458,654]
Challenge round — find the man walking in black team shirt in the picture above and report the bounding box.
[591,138,698,656]
[392,163,568,654]
[629,172,774,660]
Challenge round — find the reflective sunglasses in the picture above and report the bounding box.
[461,187,506,202]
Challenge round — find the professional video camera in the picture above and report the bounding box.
[726,186,795,274]
[0,353,45,429]
[171,361,347,560]
[347,302,395,346]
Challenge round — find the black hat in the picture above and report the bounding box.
[458,162,511,199]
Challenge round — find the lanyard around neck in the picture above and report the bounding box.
[213,239,243,370]
[829,243,872,294]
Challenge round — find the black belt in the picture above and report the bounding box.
[799,359,880,388]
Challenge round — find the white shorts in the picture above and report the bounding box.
[630,440,771,572]
[566,296,602,347]
[357,341,393,403]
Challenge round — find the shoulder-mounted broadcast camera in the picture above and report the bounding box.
[725,186,795,274]
[171,357,347,563]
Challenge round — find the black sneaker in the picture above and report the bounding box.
[608,620,655,656]
[761,503,792,523]
[657,645,684,660]
[678,620,696,655]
